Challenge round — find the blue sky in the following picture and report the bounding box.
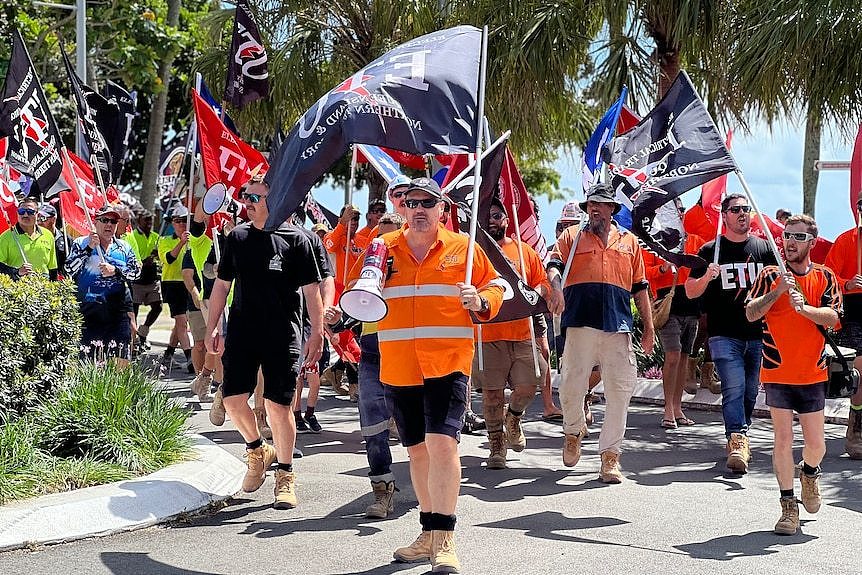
[310,121,857,244]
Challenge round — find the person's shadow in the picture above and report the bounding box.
[674,528,817,560]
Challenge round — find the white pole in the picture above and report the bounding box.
[476,324,484,370]
[187,73,203,229]
[511,201,542,378]
[75,0,86,156]
[734,170,786,274]
[343,145,358,287]
[713,194,724,266]
[464,25,489,285]
[62,147,105,262]
[440,131,509,196]
[560,221,586,290]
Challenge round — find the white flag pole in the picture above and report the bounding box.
[511,201,542,378]
[440,131,509,196]
[1,163,28,264]
[186,72,203,229]
[62,147,105,262]
[342,145,358,287]
[712,195,724,266]
[734,170,786,274]
[464,25,489,285]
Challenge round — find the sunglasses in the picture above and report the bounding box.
[390,190,408,199]
[17,207,36,216]
[783,231,815,242]
[725,205,752,214]
[489,212,506,221]
[404,198,441,209]
[172,218,187,224]
[97,217,118,225]
[240,192,266,203]
[370,208,386,214]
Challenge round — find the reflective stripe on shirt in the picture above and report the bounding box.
[377,326,474,342]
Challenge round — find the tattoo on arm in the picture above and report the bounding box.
[745,289,782,322]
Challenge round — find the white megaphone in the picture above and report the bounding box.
[339,238,389,323]
[202,183,242,215]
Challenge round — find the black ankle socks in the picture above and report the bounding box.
[246,438,263,450]
[508,407,523,417]
[305,406,315,418]
[802,461,820,476]
[277,462,293,472]
[428,513,457,531]
[780,489,794,498]
[419,511,432,531]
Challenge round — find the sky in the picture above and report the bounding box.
[308,120,858,244]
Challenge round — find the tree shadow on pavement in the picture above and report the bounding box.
[330,562,428,575]
[101,552,226,575]
[674,529,818,560]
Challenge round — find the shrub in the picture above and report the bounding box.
[0,275,81,417]
[0,415,42,503]
[37,362,193,474]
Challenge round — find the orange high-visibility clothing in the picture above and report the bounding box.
[825,227,862,296]
[643,234,706,298]
[324,222,364,287]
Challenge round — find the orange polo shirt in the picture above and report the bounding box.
[352,224,504,386]
[324,222,364,287]
[477,240,549,342]
[643,234,706,298]
[825,228,862,296]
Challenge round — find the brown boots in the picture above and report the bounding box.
[774,496,800,535]
[366,481,396,518]
[726,432,750,473]
[487,431,507,469]
[846,408,862,459]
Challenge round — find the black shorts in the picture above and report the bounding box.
[384,372,468,448]
[161,281,189,317]
[222,325,300,406]
[836,321,862,354]
[764,382,826,414]
[81,317,132,360]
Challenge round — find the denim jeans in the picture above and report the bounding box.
[358,333,394,484]
[708,336,763,437]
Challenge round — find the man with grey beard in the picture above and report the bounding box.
[546,183,653,483]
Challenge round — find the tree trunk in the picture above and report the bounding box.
[802,102,822,217]
[139,0,182,211]
[657,46,680,102]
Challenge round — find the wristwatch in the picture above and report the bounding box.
[478,296,489,314]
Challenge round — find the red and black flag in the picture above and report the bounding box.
[0,30,68,197]
[224,0,269,109]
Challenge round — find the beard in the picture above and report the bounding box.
[488,226,506,241]
[588,215,608,236]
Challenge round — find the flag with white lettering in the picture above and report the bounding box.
[264,25,482,229]
[103,80,137,183]
[224,0,269,109]
[58,151,119,236]
[192,89,268,200]
[603,71,734,269]
[0,30,68,197]
[304,193,339,229]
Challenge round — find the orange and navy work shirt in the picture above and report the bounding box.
[548,223,648,333]
[477,240,549,342]
[748,263,843,385]
[324,222,366,288]
[351,224,504,387]
[643,234,706,297]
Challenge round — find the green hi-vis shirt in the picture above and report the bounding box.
[123,229,159,261]
[157,233,210,282]
[0,225,57,275]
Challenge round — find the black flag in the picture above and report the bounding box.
[603,71,733,269]
[264,25,482,229]
[103,81,137,182]
[224,0,269,109]
[60,44,116,187]
[0,30,68,197]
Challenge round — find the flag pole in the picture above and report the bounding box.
[187,73,203,229]
[713,193,724,266]
[511,200,542,378]
[440,131,509,196]
[61,147,105,262]
[734,170,786,274]
[464,25,488,286]
[1,161,28,264]
[343,145,358,287]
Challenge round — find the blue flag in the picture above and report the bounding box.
[582,88,629,228]
[264,26,482,229]
[356,144,404,183]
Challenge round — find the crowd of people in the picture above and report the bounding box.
[2,177,860,574]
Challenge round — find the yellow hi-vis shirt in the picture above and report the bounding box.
[0,225,57,275]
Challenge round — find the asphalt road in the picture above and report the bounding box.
[1,360,860,575]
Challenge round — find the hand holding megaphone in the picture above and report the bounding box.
[202,183,243,215]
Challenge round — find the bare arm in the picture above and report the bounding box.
[745,288,784,322]
[205,279,230,355]
[302,282,324,368]
[685,262,720,299]
[182,268,204,310]
[797,303,840,328]
[633,288,655,355]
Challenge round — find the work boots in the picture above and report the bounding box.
[254,408,272,440]
[273,469,297,509]
[701,362,721,394]
[191,371,212,401]
[209,384,226,426]
[366,480,396,519]
[562,430,584,467]
[726,432,751,473]
[487,431,507,469]
[242,442,277,493]
[800,469,822,514]
[393,531,432,563]
[684,357,699,394]
[599,451,624,484]
[504,409,526,452]
[845,408,862,459]
[431,530,461,573]
[774,496,800,535]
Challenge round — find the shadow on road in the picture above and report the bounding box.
[101,551,226,575]
[674,529,818,560]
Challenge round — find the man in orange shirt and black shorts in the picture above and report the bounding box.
[746,214,842,535]
[363,177,503,574]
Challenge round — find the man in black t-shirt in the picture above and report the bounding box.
[686,193,777,473]
[206,181,324,510]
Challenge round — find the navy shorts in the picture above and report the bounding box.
[81,317,132,360]
[222,323,300,406]
[764,382,826,414]
[384,372,468,448]
[161,281,189,318]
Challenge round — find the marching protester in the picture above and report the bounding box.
[355,197,386,247]
[745,214,841,535]
[124,209,163,351]
[824,200,862,459]
[65,205,140,362]
[0,197,58,280]
[685,193,777,473]
[158,206,195,372]
[205,180,325,509]
[358,177,502,573]
[546,183,653,483]
[475,198,549,469]
[643,198,706,429]
[37,202,67,274]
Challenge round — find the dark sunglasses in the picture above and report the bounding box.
[404,198,441,209]
[370,207,386,214]
[783,231,815,242]
[240,192,266,203]
[97,217,118,225]
[390,189,408,199]
[172,218,187,224]
[17,207,36,216]
[489,212,506,221]
[725,205,752,214]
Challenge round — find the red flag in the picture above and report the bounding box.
[58,151,115,235]
[616,104,641,135]
[192,89,268,200]
[0,137,20,233]
[701,129,734,228]
[851,123,862,222]
[498,148,547,260]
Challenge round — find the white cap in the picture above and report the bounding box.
[559,201,583,222]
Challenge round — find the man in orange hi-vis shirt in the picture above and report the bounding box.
[746,214,841,535]
[824,197,862,459]
[324,204,364,289]
[356,177,503,574]
[474,197,550,470]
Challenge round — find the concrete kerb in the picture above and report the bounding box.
[0,434,245,553]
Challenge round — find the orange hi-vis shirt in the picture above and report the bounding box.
[825,227,862,296]
[354,225,375,250]
[354,224,504,387]
[324,222,366,288]
[643,234,706,298]
[477,240,550,342]
[748,263,843,385]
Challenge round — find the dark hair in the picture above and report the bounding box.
[720,193,747,212]
[784,214,818,238]
[489,197,507,216]
[775,208,791,220]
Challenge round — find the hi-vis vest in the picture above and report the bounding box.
[363,225,504,386]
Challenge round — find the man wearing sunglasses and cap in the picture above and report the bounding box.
[546,183,652,484]
[0,197,59,280]
[686,193,777,473]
